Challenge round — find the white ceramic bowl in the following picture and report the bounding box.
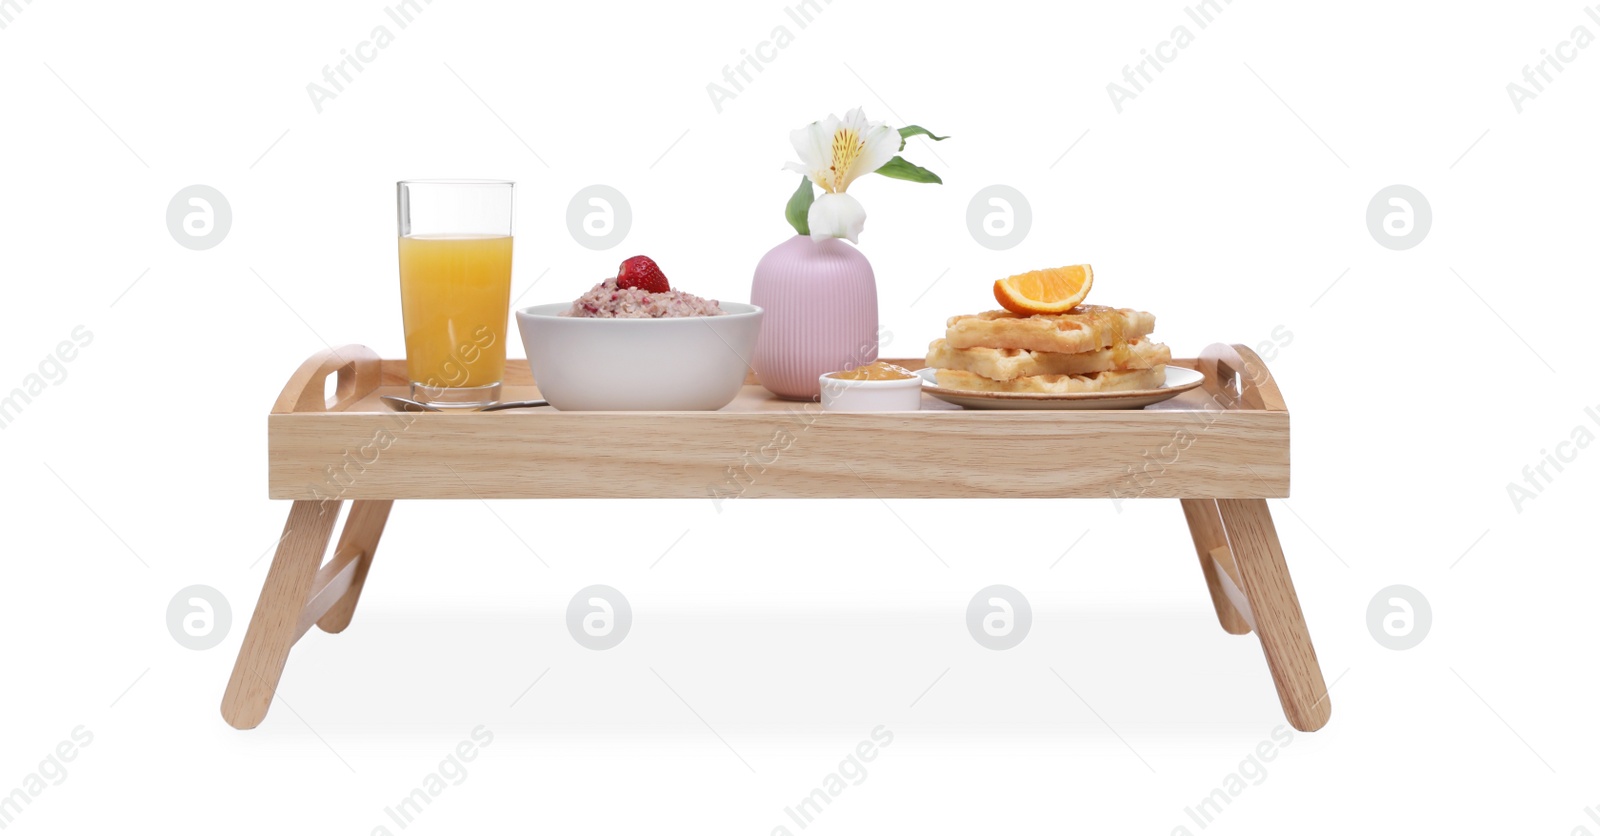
[516,302,762,410]
[818,371,923,412]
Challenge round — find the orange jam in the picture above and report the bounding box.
[828,361,916,381]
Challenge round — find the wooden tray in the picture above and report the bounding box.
[268,342,1288,501]
[228,341,1325,736]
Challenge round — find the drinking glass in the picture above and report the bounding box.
[396,179,515,407]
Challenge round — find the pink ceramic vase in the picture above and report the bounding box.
[750,235,879,400]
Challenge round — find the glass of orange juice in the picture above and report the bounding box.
[397,179,515,407]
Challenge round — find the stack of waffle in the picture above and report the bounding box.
[925,305,1168,393]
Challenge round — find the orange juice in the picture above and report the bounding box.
[397,234,513,389]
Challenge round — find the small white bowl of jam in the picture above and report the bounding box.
[819,362,923,412]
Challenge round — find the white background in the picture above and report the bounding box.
[2,0,1598,833]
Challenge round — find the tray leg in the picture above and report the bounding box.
[315,500,393,634]
[1179,499,1253,635]
[1216,498,1332,732]
[221,500,341,730]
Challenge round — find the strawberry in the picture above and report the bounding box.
[616,255,671,294]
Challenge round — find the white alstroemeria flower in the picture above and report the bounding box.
[784,107,900,243]
[808,192,868,244]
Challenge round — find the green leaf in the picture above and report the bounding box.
[874,155,942,184]
[785,175,814,236]
[897,125,949,151]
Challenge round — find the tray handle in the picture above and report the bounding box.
[1198,343,1286,412]
[272,345,383,414]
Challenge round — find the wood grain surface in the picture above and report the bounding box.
[314,499,393,634]
[266,346,1289,501]
[1216,498,1331,732]
[1180,498,1254,634]
[221,499,341,730]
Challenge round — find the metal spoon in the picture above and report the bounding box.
[381,395,550,413]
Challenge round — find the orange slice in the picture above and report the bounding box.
[993,264,1094,315]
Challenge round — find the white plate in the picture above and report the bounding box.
[917,366,1205,410]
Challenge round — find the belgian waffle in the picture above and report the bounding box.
[944,305,1156,354]
[926,336,1169,381]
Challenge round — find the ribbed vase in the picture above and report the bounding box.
[750,235,879,400]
